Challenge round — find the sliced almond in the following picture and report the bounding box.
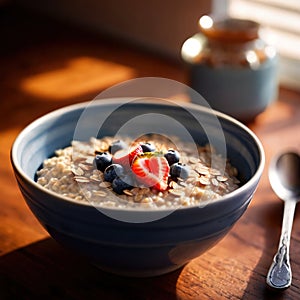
[211,178,219,186]
[198,176,210,185]
[195,166,209,175]
[217,175,228,182]
[124,189,133,196]
[210,168,221,176]
[93,190,107,197]
[99,181,111,188]
[89,175,101,182]
[72,167,84,176]
[169,189,184,197]
[169,181,178,189]
[74,176,90,183]
[78,163,93,171]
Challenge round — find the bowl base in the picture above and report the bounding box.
[92,261,186,278]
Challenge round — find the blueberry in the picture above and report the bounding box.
[140,142,156,153]
[104,164,124,182]
[170,163,190,180]
[94,152,112,172]
[164,149,180,166]
[112,175,134,194]
[109,140,127,154]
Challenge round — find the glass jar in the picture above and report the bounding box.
[181,15,278,122]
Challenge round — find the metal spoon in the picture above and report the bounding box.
[266,151,300,289]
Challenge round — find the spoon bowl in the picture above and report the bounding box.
[269,152,300,201]
[266,151,300,289]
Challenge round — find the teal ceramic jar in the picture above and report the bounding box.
[182,16,278,122]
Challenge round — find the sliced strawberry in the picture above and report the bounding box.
[131,155,158,187]
[131,153,170,191]
[148,155,170,191]
[112,144,143,169]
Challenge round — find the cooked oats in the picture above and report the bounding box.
[36,135,240,209]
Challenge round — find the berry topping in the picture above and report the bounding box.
[104,164,124,182]
[112,144,143,168]
[131,153,170,191]
[112,175,134,194]
[164,149,180,166]
[109,140,127,154]
[140,142,156,153]
[170,162,190,180]
[94,152,112,172]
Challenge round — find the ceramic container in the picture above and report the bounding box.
[181,16,278,122]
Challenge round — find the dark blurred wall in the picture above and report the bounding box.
[13,0,215,58]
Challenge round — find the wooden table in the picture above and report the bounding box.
[1,4,300,299]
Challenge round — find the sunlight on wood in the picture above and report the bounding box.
[20,57,135,100]
[1,127,48,255]
[254,100,295,126]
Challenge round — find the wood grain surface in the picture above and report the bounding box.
[1,4,300,300]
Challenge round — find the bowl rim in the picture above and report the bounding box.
[11,98,265,212]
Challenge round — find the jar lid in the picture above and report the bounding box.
[199,15,260,42]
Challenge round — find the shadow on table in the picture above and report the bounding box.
[242,187,300,300]
[0,238,181,300]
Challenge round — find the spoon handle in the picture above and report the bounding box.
[266,199,296,289]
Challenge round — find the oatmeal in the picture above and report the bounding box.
[36,135,240,209]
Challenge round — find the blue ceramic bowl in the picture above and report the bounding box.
[11,99,264,277]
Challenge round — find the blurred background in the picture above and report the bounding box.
[1,0,299,91]
[228,0,300,91]
[1,2,300,298]
[1,0,299,182]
